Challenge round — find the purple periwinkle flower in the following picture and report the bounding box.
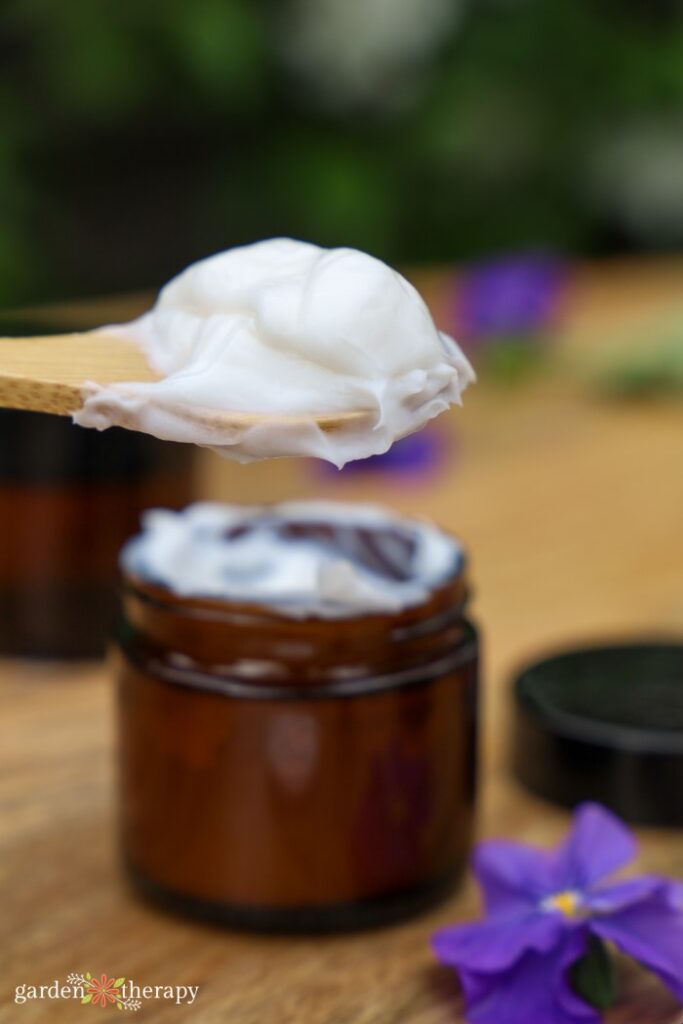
[432,803,683,1024]
[315,424,451,479]
[455,254,567,347]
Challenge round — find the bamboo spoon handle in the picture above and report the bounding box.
[0,332,156,415]
[0,332,370,432]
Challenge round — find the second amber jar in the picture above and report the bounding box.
[117,527,478,932]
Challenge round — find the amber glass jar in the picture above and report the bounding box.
[0,317,194,658]
[0,409,194,657]
[117,540,478,932]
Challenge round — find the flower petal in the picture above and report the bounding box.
[584,875,664,914]
[591,883,683,1002]
[473,841,564,914]
[553,803,636,890]
[432,909,567,973]
[458,929,598,1024]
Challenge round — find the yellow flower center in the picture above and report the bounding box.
[544,890,581,918]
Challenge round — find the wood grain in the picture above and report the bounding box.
[0,333,157,414]
[1,260,683,1023]
[0,330,372,433]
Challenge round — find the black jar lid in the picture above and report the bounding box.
[512,640,683,827]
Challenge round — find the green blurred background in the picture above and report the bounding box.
[1,0,683,306]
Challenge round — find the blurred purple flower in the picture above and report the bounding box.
[455,254,567,347]
[316,423,451,479]
[432,803,683,1024]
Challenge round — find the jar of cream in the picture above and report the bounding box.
[116,501,478,931]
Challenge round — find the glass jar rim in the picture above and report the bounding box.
[121,552,468,633]
[118,548,471,693]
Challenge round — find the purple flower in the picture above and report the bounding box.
[432,803,683,1024]
[455,254,567,347]
[315,424,452,480]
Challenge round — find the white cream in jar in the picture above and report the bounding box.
[75,239,474,467]
[121,501,462,618]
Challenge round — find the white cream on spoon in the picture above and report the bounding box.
[75,238,474,466]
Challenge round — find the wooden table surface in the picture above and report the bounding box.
[2,260,683,1023]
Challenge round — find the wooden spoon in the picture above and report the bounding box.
[0,331,369,432]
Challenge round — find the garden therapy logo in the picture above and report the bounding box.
[14,973,199,1009]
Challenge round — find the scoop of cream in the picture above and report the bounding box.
[74,238,474,467]
[121,501,462,618]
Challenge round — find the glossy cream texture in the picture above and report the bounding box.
[74,239,474,466]
[121,502,462,618]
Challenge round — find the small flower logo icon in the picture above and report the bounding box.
[66,966,142,1007]
[67,972,140,1010]
[83,974,125,1008]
